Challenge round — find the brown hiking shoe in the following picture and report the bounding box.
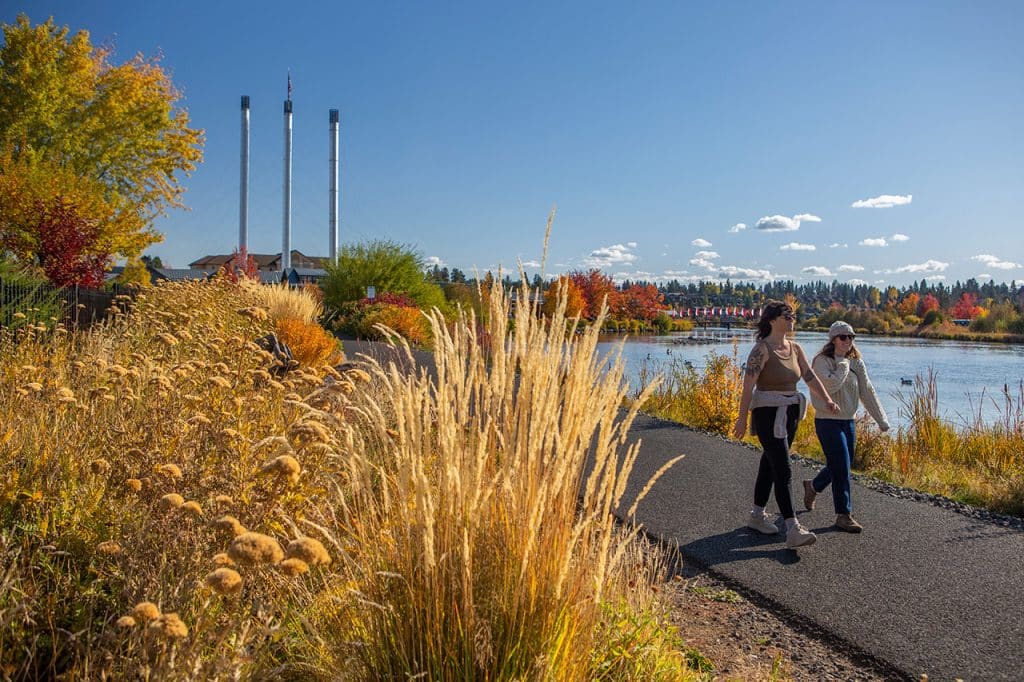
[835,514,863,533]
[803,480,817,511]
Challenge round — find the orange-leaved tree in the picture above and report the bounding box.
[567,268,618,320]
[541,276,586,319]
[613,284,665,322]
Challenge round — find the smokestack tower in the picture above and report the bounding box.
[329,109,340,261]
[281,76,293,272]
[239,96,250,253]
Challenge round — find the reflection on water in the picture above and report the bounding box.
[596,329,1024,427]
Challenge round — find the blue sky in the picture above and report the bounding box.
[10,1,1024,286]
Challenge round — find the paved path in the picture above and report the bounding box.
[340,340,1024,680]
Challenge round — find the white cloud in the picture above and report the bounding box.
[780,242,816,251]
[689,257,717,269]
[691,238,712,247]
[971,254,1022,270]
[729,223,747,233]
[583,243,638,268]
[851,194,913,208]
[694,250,720,259]
[838,264,865,272]
[716,265,775,280]
[882,259,950,274]
[977,273,992,280]
[921,275,946,281]
[627,241,638,248]
[520,260,541,268]
[859,238,888,247]
[793,213,822,223]
[848,278,868,286]
[891,233,910,242]
[802,266,834,276]
[754,215,801,232]
[829,242,848,248]
[425,256,445,267]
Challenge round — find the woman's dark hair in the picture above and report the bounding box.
[756,300,793,339]
[818,339,861,360]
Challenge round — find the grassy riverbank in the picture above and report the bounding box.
[0,278,700,679]
[639,353,1024,516]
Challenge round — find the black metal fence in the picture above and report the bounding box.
[0,277,136,329]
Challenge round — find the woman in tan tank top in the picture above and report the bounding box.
[732,301,839,549]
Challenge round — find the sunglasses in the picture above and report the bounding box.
[780,313,795,321]
[834,334,855,342]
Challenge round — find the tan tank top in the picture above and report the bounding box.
[755,341,800,392]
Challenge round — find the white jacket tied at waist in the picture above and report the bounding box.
[750,389,807,439]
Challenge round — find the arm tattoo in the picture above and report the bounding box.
[745,348,765,377]
[803,368,818,382]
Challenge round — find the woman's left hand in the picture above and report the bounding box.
[827,399,840,414]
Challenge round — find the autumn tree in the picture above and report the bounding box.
[897,292,920,317]
[950,293,984,320]
[614,284,665,322]
[0,14,203,272]
[117,257,153,288]
[33,197,109,288]
[917,293,940,316]
[567,268,618,319]
[541,276,585,319]
[219,247,260,283]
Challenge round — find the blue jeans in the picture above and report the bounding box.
[812,419,856,514]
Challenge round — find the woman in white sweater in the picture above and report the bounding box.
[803,321,890,532]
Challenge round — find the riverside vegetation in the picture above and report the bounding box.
[639,346,1024,516]
[0,276,703,680]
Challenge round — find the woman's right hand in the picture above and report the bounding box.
[732,416,747,440]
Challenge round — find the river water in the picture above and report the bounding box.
[596,329,1024,427]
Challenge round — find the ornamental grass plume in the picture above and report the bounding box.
[277,558,309,576]
[228,532,284,565]
[205,567,243,595]
[212,552,235,567]
[132,602,161,622]
[214,515,247,537]
[285,537,331,566]
[260,455,301,484]
[96,541,122,556]
[181,501,203,517]
[158,493,185,511]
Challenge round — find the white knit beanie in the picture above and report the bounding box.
[828,320,856,340]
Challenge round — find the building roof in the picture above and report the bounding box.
[189,250,329,271]
[156,268,216,282]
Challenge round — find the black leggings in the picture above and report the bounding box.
[752,404,800,519]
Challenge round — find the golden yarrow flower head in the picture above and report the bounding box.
[205,567,243,595]
[260,455,301,484]
[214,515,247,537]
[150,612,188,639]
[132,602,161,621]
[96,541,122,556]
[158,493,185,511]
[285,537,331,566]
[277,558,309,576]
[228,532,284,565]
[125,478,143,493]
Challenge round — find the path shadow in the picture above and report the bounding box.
[679,526,803,566]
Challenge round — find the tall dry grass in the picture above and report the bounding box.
[241,279,323,324]
[0,277,694,679]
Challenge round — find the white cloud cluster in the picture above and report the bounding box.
[689,257,717,269]
[847,278,868,286]
[859,238,888,247]
[780,242,816,251]
[851,194,913,208]
[691,238,712,247]
[802,266,834,277]
[520,260,541,268]
[891,233,910,242]
[583,243,638,268]
[425,256,445,267]
[829,242,848,248]
[717,265,774,280]
[880,259,950,275]
[794,214,822,223]
[694,250,720,259]
[972,254,1022,270]
[977,273,992,280]
[838,264,864,272]
[729,223,747,233]
[754,215,798,232]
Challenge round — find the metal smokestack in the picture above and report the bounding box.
[282,98,293,272]
[329,109,339,261]
[239,96,250,253]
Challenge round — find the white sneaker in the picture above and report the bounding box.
[747,511,780,535]
[785,521,817,549]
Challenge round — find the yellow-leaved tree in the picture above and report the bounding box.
[0,14,203,269]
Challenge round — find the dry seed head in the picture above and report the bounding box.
[157,333,179,347]
[187,414,212,426]
[181,501,203,517]
[24,382,43,392]
[208,376,232,389]
[260,455,301,484]
[126,448,144,459]
[285,537,331,566]
[228,532,284,565]
[156,463,183,480]
[205,567,243,595]
[96,541,122,556]
[212,552,235,567]
[132,602,161,621]
[125,478,143,493]
[116,615,137,628]
[213,494,234,507]
[278,558,309,576]
[218,428,240,440]
[158,493,185,511]
[89,459,111,474]
[214,515,247,537]
[150,612,188,639]
[20,364,39,373]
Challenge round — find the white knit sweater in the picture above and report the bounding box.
[810,354,890,429]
